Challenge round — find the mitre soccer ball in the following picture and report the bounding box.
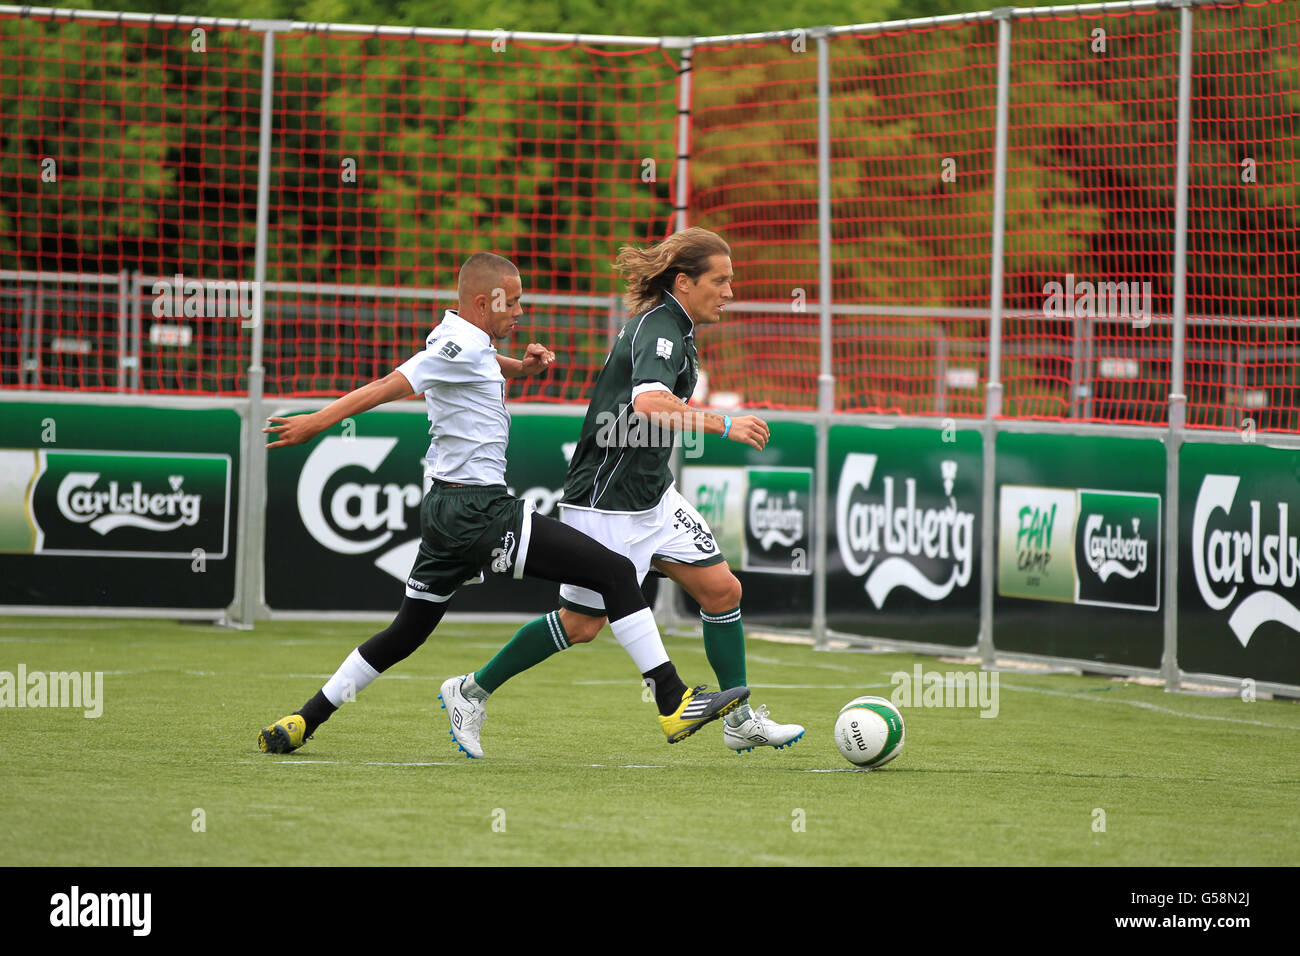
[834,696,905,768]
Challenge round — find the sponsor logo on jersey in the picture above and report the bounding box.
[440,341,463,359]
[491,530,517,573]
[656,337,673,360]
[673,507,718,554]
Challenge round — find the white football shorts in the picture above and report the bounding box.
[556,484,726,616]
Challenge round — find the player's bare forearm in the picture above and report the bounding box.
[631,390,770,451]
[264,370,415,448]
[498,343,556,379]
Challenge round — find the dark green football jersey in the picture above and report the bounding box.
[562,293,698,512]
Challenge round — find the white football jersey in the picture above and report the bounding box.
[396,311,509,485]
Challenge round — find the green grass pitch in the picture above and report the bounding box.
[2,615,1297,866]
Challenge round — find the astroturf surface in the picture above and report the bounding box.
[2,616,1297,866]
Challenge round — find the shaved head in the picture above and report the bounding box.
[455,252,524,341]
[457,252,519,301]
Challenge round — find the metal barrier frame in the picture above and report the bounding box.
[2,0,1298,698]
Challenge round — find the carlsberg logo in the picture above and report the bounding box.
[1083,515,1148,581]
[749,489,802,550]
[836,453,974,607]
[1192,474,1300,646]
[56,472,200,534]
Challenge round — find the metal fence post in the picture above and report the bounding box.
[1164,0,1195,689]
[652,39,695,631]
[980,9,1013,670]
[812,29,834,651]
[128,271,142,391]
[672,42,693,235]
[231,22,287,628]
[117,269,128,392]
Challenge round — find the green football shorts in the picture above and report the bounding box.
[403,484,534,603]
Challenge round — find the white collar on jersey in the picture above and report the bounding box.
[438,309,494,348]
[663,292,696,338]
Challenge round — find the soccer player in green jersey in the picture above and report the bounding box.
[255,252,747,758]
[446,229,805,753]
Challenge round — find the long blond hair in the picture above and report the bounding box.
[614,227,731,317]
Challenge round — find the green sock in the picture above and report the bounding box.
[474,611,570,694]
[700,606,746,690]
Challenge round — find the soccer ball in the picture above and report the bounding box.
[834,696,905,768]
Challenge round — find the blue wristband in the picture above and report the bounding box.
[722,415,732,439]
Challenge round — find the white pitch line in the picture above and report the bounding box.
[571,680,890,690]
[746,653,854,673]
[799,767,877,773]
[262,759,459,766]
[286,673,444,681]
[1000,681,1300,730]
[0,623,124,631]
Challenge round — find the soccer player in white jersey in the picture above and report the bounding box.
[449,230,805,753]
[256,252,748,758]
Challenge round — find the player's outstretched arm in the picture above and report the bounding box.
[631,389,770,451]
[497,342,556,379]
[263,370,416,448]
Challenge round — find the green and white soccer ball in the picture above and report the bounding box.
[834,696,905,768]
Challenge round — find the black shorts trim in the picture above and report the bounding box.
[651,552,727,569]
[557,595,607,618]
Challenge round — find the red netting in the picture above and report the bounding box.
[0,15,678,398]
[691,23,1000,415]
[1000,9,1179,425]
[264,32,678,399]
[0,15,262,392]
[2,3,1298,429]
[1185,0,1300,433]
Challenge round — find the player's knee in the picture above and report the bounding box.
[699,572,742,614]
[559,608,605,644]
[602,550,637,585]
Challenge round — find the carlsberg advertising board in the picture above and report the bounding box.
[993,432,1164,668]
[674,423,815,624]
[679,466,812,575]
[265,410,583,613]
[0,450,229,559]
[1179,442,1300,685]
[0,402,240,610]
[827,425,982,646]
[997,485,1160,611]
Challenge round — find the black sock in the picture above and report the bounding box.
[643,661,689,716]
[297,691,336,737]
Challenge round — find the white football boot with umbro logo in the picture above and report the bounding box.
[723,703,805,754]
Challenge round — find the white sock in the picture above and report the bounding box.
[608,607,670,673]
[726,702,753,726]
[322,648,380,707]
[462,673,489,702]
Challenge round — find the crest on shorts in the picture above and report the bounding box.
[491,530,517,573]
